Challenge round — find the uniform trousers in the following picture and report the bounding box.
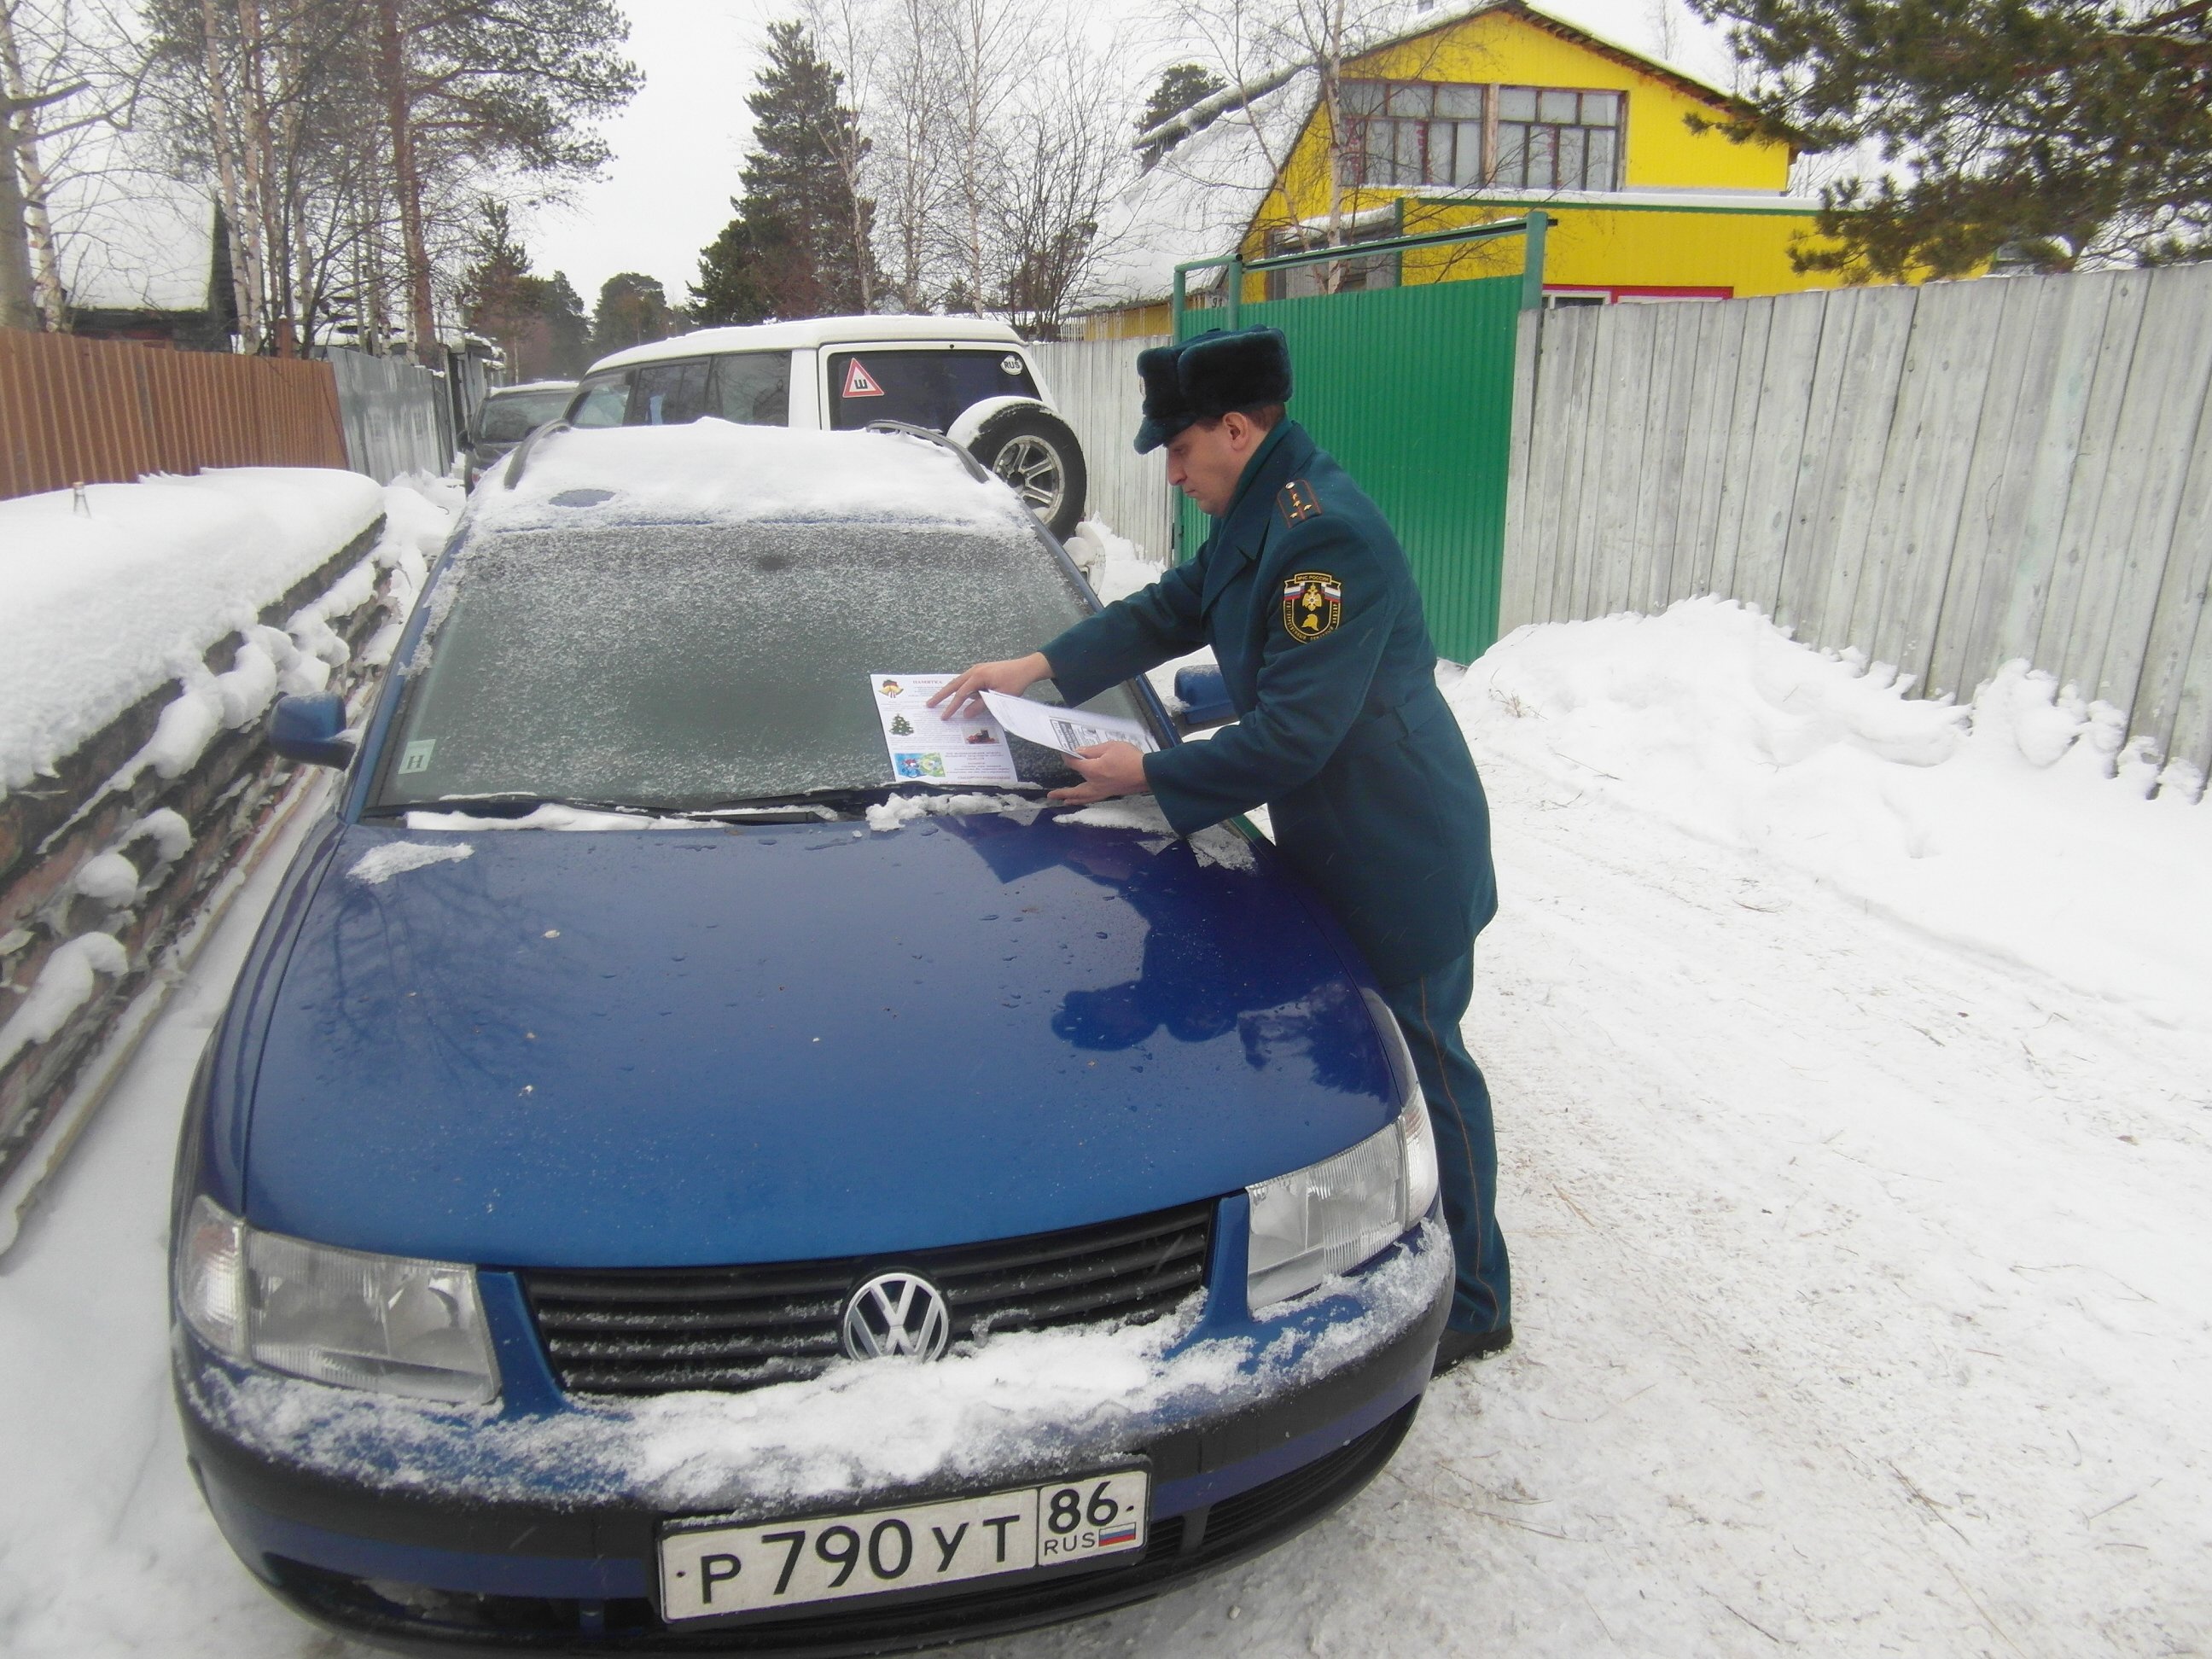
[1377,949,1511,1335]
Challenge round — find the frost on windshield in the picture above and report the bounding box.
[380,522,1147,811]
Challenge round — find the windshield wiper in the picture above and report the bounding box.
[363,793,672,822]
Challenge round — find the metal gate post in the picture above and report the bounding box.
[1225,258,1243,330]
[1521,210,1550,311]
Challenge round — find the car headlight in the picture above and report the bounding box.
[176,1196,498,1405]
[1246,1094,1441,1313]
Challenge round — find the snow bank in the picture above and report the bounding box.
[1453,599,2212,1028]
[184,1221,1446,1516]
[0,933,126,1069]
[0,468,385,795]
[470,421,1033,537]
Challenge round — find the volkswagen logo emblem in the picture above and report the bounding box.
[841,1272,952,1361]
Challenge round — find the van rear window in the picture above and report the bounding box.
[828,349,1037,433]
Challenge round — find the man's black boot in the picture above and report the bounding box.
[1431,1325,1513,1377]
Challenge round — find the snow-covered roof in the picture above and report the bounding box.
[1078,69,1317,312]
[589,315,1023,375]
[470,420,1032,537]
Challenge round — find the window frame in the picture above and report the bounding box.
[1339,77,1626,195]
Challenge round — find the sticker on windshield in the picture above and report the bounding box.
[869,674,1017,785]
[842,358,884,398]
[399,739,437,775]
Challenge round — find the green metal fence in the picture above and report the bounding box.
[1173,217,1540,665]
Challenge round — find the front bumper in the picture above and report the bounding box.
[178,1206,1451,1654]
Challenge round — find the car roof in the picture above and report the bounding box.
[587,315,1026,375]
[488,379,576,395]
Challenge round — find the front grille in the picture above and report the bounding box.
[521,1201,1214,1397]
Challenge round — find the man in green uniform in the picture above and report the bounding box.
[933,327,1510,1373]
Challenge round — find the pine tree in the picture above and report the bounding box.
[458,203,592,379]
[889,714,913,736]
[692,20,877,324]
[1136,63,1227,166]
[592,272,683,357]
[1686,0,2212,274]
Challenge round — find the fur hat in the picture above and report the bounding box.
[1131,341,1193,454]
[1130,327,1294,453]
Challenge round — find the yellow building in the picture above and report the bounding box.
[1080,1,1877,339]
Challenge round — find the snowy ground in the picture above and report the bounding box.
[3,600,2207,1656]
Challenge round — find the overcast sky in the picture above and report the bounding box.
[528,0,1737,311]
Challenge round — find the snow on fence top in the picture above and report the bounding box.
[0,468,385,797]
[471,421,1033,537]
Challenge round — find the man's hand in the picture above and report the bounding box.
[1048,742,1150,805]
[928,652,1051,720]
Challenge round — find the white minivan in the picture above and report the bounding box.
[566,316,1089,539]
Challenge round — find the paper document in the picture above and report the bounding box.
[981,690,1159,757]
[867,674,1020,784]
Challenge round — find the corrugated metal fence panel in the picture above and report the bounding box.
[1503,259,2212,785]
[1030,338,1174,563]
[1227,272,1522,665]
[0,328,346,500]
[326,346,451,483]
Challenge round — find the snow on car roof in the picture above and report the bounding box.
[469,418,1033,535]
[486,379,575,394]
[589,314,1023,375]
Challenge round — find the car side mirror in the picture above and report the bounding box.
[1173,666,1235,731]
[268,692,355,769]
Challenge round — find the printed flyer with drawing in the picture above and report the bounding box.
[980,690,1159,757]
[867,674,1019,784]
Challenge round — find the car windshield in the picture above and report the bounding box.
[476,389,573,444]
[374,520,1146,810]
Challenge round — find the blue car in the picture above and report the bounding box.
[170,419,1452,1653]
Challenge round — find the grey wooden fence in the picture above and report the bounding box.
[326,346,451,483]
[1032,338,1174,562]
[1504,263,2212,783]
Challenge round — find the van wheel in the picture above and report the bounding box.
[969,405,1087,540]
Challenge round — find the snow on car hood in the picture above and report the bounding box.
[234,811,1397,1265]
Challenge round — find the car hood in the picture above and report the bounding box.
[239,812,1399,1266]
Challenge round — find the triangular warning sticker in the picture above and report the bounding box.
[842,358,884,398]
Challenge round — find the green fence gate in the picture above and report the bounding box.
[1172,216,1544,665]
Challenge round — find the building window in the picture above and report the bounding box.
[1342,80,1622,193]
[1342,81,1487,188]
[1495,86,1621,190]
[1264,219,1400,300]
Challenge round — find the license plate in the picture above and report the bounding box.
[659,1470,1150,1621]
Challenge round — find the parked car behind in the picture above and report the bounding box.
[564,316,1090,539]
[173,418,1449,1654]
[464,381,577,488]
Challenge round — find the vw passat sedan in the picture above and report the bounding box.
[172,418,1452,1653]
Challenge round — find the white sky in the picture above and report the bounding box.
[528,0,1736,310]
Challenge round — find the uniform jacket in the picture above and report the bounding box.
[1044,420,1496,985]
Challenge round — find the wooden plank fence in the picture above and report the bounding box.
[1504,261,2212,784]
[0,328,350,500]
[1032,338,1176,562]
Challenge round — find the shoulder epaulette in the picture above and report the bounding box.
[1277,478,1324,528]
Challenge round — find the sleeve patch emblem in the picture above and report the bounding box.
[1282,572,1343,642]
[1278,480,1323,527]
